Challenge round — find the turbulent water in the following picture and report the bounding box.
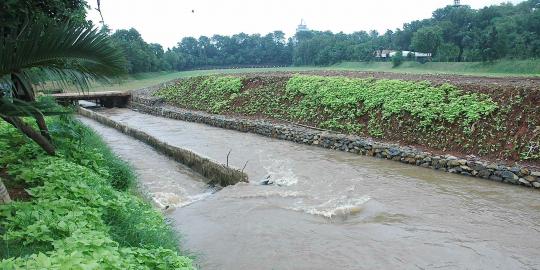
[82,108,540,270]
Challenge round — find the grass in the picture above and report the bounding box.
[80,59,540,93]
[83,68,318,92]
[333,59,540,77]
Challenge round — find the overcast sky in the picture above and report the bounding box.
[87,0,524,49]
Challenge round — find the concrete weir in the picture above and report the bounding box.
[78,107,248,187]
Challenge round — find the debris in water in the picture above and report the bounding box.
[260,175,272,185]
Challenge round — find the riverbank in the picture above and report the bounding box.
[0,116,194,269]
[130,74,540,189]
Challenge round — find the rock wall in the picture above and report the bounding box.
[78,107,248,187]
[129,95,540,189]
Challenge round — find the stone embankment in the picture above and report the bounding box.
[129,94,540,189]
[78,107,248,186]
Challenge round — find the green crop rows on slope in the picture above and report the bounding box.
[157,76,243,113]
[156,75,497,133]
[0,116,193,269]
[284,75,497,131]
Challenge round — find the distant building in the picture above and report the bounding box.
[374,50,431,60]
[296,19,309,33]
[454,0,461,6]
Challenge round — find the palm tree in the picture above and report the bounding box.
[0,23,125,204]
[0,23,126,155]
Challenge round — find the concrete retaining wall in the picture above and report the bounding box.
[129,95,540,189]
[78,107,248,187]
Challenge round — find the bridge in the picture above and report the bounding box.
[51,91,131,108]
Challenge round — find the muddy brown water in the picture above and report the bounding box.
[82,109,540,270]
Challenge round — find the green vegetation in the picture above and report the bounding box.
[156,75,497,133]
[157,76,243,113]
[87,58,540,93]
[1,2,125,156]
[391,52,404,68]
[285,76,497,129]
[154,75,539,162]
[0,116,193,269]
[333,60,540,76]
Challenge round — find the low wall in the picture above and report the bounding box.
[129,95,540,189]
[78,107,248,187]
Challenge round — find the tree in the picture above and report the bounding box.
[0,0,89,32]
[411,26,443,58]
[0,23,126,155]
[436,43,461,61]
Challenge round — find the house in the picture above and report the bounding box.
[374,50,396,59]
[374,50,431,60]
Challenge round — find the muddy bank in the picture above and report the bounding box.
[78,107,248,186]
[128,95,540,189]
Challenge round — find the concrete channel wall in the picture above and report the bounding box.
[129,95,540,190]
[78,107,248,187]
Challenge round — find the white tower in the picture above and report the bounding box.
[296,19,309,33]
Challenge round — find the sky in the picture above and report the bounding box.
[87,0,525,49]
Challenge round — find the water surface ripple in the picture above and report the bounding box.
[86,109,540,270]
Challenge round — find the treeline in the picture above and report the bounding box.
[108,0,540,73]
[109,29,292,73]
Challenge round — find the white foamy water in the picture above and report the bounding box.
[289,195,372,219]
[262,163,299,186]
[152,190,216,209]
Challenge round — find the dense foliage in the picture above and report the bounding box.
[293,0,540,65]
[0,117,193,269]
[110,0,540,73]
[284,76,497,129]
[157,75,497,133]
[0,0,89,33]
[157,76,243,113]
[110,29,293,73]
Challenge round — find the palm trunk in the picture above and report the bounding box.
[0,177,11,204]
[2,116,56,155]
[11,73,53,142]
[34,112,52,142]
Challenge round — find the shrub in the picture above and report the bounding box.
[392,51,404,67]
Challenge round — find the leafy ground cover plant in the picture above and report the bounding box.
[0,117,193,269]
[154,75,540,162]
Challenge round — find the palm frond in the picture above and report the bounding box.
[0,23,127,92]
[0,97,68,117]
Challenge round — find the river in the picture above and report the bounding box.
[81,108,540,270]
